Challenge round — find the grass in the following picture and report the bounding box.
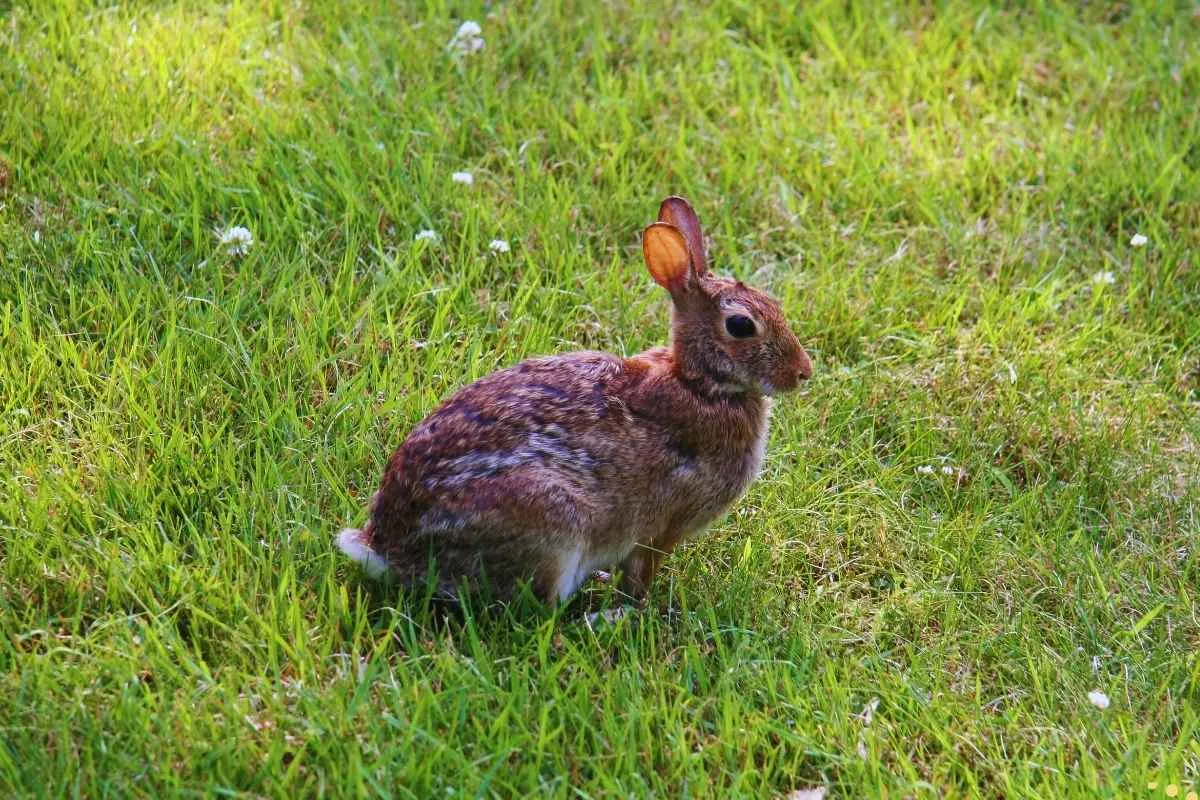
[2,0,1199,796]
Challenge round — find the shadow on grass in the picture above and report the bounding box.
[338,566,642,642]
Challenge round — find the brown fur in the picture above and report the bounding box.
[338,197,812,603]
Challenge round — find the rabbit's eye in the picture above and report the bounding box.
[724,314,757,339]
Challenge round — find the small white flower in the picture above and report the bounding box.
[786,790,827,800]
[1129,233,1148,247]
[448,20,485,55]
[1092,271,1116,285]
[1087,690,1110,709]
[489,239,510,253]
[414,229,439,243]
[584,606,631,627]
[451,171,474,185]
[31,230,41,243]
[940,465,956,476]
[455,20,481,37]
[916,465,935,475]
[218,226,254,256]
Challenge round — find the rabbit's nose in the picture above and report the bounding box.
[794,347,813,381]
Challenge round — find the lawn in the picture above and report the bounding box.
[2,1,1198,796]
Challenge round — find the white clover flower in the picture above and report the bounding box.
[218,226,254,256]
[584,606,630,627]
[1129,233,1148,247]
[448,20,485,55]
[451,171,474,185]
[414,229,439,243]
[786,790,827,800]
[489,239,510,253]
[1087,690,1110,710]
[1092,271,1116,285]
[916,465,935,475]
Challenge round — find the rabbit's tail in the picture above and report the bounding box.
[335,526,391,579]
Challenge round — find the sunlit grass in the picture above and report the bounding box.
[2,1,1198,796]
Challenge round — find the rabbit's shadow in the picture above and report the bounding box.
[342,568,637,640]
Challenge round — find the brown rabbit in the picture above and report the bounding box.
[337,197,812,603]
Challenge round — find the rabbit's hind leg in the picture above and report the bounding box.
[532,540,589,604]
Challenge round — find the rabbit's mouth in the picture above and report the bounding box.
[766,349,813,395]
[763,370,808,396]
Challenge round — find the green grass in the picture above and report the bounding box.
[2,0,1199,796]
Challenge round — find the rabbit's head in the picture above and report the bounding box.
[642,197,812,397]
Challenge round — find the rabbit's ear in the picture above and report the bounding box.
[657,197,707,275]
[642,222,693,294]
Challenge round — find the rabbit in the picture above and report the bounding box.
[336,196,812,603]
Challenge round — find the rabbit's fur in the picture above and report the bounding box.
[338,198,811,603]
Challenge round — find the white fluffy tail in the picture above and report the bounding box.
[335,527,391,579]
